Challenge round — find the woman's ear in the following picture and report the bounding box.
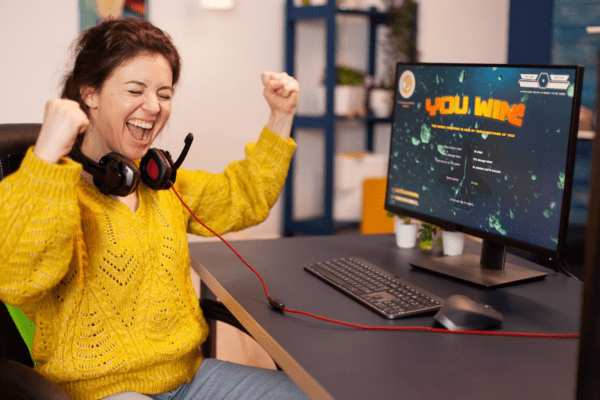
[80,86,98,109]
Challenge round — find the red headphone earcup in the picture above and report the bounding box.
[140,149,172,190]
[146,158,160,180]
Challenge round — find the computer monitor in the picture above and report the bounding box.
[384,63,584,287]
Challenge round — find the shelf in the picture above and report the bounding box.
[293,115,392,129]
[288,4,389,23]
[578,130,595,140]
[287,5,328,21]
[284,0,397,236]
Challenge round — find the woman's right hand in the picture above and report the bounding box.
[34,99,90,164]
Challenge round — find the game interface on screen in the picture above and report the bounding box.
[387,65,578,251]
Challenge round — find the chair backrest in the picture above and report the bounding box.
[0,303,34,367]
[0,123,42,180]
[0,123,41,368]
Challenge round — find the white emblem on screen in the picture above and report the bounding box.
[518,73,570,90]
[399,70,416,99]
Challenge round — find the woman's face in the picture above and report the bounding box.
[83,53,173,161]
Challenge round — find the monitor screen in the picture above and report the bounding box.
[385,63,583,287]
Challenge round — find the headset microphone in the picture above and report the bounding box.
[69,133,194,196]
[140,133,193,190]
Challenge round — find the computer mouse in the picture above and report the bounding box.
[434,294,503,331]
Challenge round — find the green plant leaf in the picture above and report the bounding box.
[337,66,365,85]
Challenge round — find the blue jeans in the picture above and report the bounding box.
[102,359,307,400]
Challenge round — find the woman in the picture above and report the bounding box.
[0,17,305,400]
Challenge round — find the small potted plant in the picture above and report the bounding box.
[389,215,463,254]
[365,0,417,119]
[366,0,417,119]
[384,0,418,65]
[417,223,466,255]
[368,78,395,118]
[335,66,367,117]
[387,212,418,248]
[298,0,327,6]
[418,222,442,251]
[441,230,466,256]
[319,66,367,117]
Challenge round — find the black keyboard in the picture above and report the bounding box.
[304,257,443,319]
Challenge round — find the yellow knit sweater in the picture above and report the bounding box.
[0,126,295,400]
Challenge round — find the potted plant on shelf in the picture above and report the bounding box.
[368,78,395,118]
[334,66,367,117]
[368,0,417,118]
[384,0,418,65]
[298,0,327,6]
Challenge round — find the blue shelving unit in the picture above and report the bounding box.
[283,0,393,236]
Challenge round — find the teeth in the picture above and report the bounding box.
[127,119,154,141]
[127,119,154,130]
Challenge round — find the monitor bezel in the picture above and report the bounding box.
[384,62,584,261]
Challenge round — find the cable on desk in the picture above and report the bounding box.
[172,187,580,340]
[554,257,579,280]
[280,308,579,338]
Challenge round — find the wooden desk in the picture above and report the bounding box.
[189,234,582,400]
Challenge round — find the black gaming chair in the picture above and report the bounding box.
[0,123,253,399]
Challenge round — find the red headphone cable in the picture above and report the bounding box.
[171,186,579,340]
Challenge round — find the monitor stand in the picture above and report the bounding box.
[410,240,548,288]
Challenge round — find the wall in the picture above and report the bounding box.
[0,2,78,123]
[0,0,510,238]
[417,0,510,64]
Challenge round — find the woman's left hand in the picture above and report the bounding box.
[261,72,299,115]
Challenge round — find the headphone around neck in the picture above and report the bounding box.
[69,133,194,197]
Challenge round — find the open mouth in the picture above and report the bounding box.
[126,119,154,142]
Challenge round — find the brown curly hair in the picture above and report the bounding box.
[61,18,181,116]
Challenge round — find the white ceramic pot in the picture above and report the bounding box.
[315,85,366,116]
[339,0,359,8]
[394,218,417,249]
[442,231,466,256]
[334,85,366,116]
[294,0,327,6]
[357,0,386,11]
[369,88,394,118]
[358,0,404,10]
